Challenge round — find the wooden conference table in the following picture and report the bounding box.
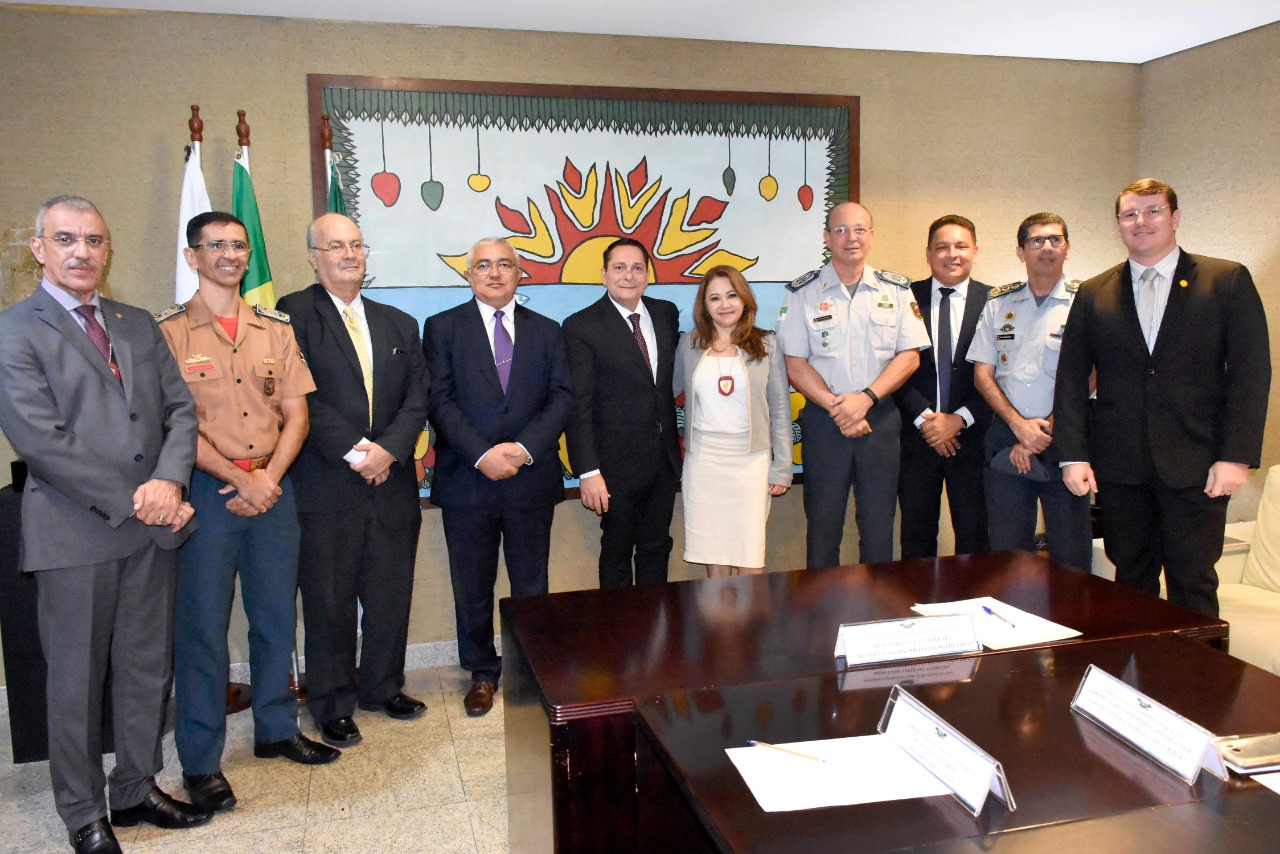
[500,552,1228,852]
[634,634,1280,852]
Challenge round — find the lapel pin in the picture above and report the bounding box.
[115,313,122,318]
[1179,279,1188,288]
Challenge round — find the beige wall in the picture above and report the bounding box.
[0,7,1271,675]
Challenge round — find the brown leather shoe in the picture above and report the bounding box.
[463,681,496,717]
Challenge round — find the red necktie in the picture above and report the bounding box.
[629,313,653,380]
[75,305,120,383]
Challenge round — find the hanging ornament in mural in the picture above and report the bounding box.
[468,127,491,193]
[758,135,778,201]
[420,124,444,211]
[722,135,736,196]
[370,119,401,207]
[797,138,814,211]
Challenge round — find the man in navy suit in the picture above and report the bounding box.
[562,238,681,588]
[895,215,991,559]
[424,237,573,716]
[0,196,208,854]
[1057,179,1270,615]
[278,214,430,748]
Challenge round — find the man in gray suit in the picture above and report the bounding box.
[0,196,210,854]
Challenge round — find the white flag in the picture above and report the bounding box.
[175,141,211,303]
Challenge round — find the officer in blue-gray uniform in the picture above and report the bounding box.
[968,212,1091,572]
[776,201,930,567]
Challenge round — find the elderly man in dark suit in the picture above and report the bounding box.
[424,237,573,716]
[1057,178,1271,616]
[277,213,430,747]
[0,196,209,854]
[895,215,991,559]
[562,237,681,588]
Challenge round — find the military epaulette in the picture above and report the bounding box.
[874,269,911,289]
[1065,279,1082,293]
[786,270,820,292]
[987,281,1027,299]
[253,305,291,323]
[153,304,186,322]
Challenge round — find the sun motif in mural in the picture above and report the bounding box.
[439,158,757,283]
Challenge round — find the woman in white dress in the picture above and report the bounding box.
[675,266,793,577]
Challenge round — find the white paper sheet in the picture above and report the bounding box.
[725,735,951,812]
[1252,771,1280,796]
[911,597,1080,649]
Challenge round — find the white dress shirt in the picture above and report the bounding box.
[1129,247,1179,352]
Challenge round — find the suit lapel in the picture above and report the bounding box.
[466,300,505,397]
[313,284,365,381]
[31,288,123,391]
[364,299,392,413]
[1151,251,1195,362]
[913,281,934,340]
[1115,264,1147,349]
[603,296,653,384]
[956,280,988,363]
[100,299,135,403]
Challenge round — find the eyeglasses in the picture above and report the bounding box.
[472,259,517,273]
[39,234,110,251]
[1023,235,1067,249]
[828,225,871,237]
[1117,205,1168,224]
[312,241,369,256]
[194,240,251,255]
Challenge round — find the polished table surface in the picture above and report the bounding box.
[506,551,1227,723]
[634,634,1280,853]
[501,553,1230,852]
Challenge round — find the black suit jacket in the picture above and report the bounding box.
[278,284,428,524]
[1055,251,1270,489]
[424,299,573,508]
[896,278,992,431]
[562,295,681,491]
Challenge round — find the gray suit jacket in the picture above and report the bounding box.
[0,285,198,571]
[674,332,794,488]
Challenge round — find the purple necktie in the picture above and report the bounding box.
[493,309,513,393]
[75,305,120,383]
[629,313,653,380]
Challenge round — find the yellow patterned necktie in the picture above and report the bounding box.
[342,305,374,429]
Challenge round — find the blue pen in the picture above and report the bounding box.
[982,605,1016,628]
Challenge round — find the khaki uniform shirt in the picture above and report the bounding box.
[157,291,315,460]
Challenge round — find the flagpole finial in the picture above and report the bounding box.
[236,110,251,147]
[189,105,203,142]
[321,114,333,152]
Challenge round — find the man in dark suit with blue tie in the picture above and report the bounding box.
[562,238,681,588]
[0,196,209,854]
[895,215,991,558]
[277,214,431,747]
[424,237,573,716]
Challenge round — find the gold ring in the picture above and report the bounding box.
[158,514,166,524]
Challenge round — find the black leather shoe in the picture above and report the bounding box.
[254,732,341,764]
[69,819,120,854]
[320,716,363,746]
[358,691,427,720]
[183,771,237,813]
[109,785,212,829]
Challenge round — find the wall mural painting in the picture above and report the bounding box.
[307,76,860,497]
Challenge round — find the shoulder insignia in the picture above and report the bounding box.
[253,305,291,323]
[786,270,820,292]
[874,269,911,289]
[987,281,1027,300]
[1065,279,1082,293]
[153,304,186,322]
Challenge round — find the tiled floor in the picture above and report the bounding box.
[0,668,509,853]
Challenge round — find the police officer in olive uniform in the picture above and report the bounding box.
[776,202,930,567]
[158,212,335,817]
[968,212,1091,572]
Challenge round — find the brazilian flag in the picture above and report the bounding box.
[327,155,347,215]
[231,146,276,307]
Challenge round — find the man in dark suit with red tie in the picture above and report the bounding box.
[1057,178,1271,616]
[277,213,430,747]
[895,215,991,558]
[424,237,573,716]
[562,238,681,588]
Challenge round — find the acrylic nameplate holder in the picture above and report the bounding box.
[834,614,980,666]
[839,657,979,692]
[1070,664,1227,785]
[877,685,1016,817]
